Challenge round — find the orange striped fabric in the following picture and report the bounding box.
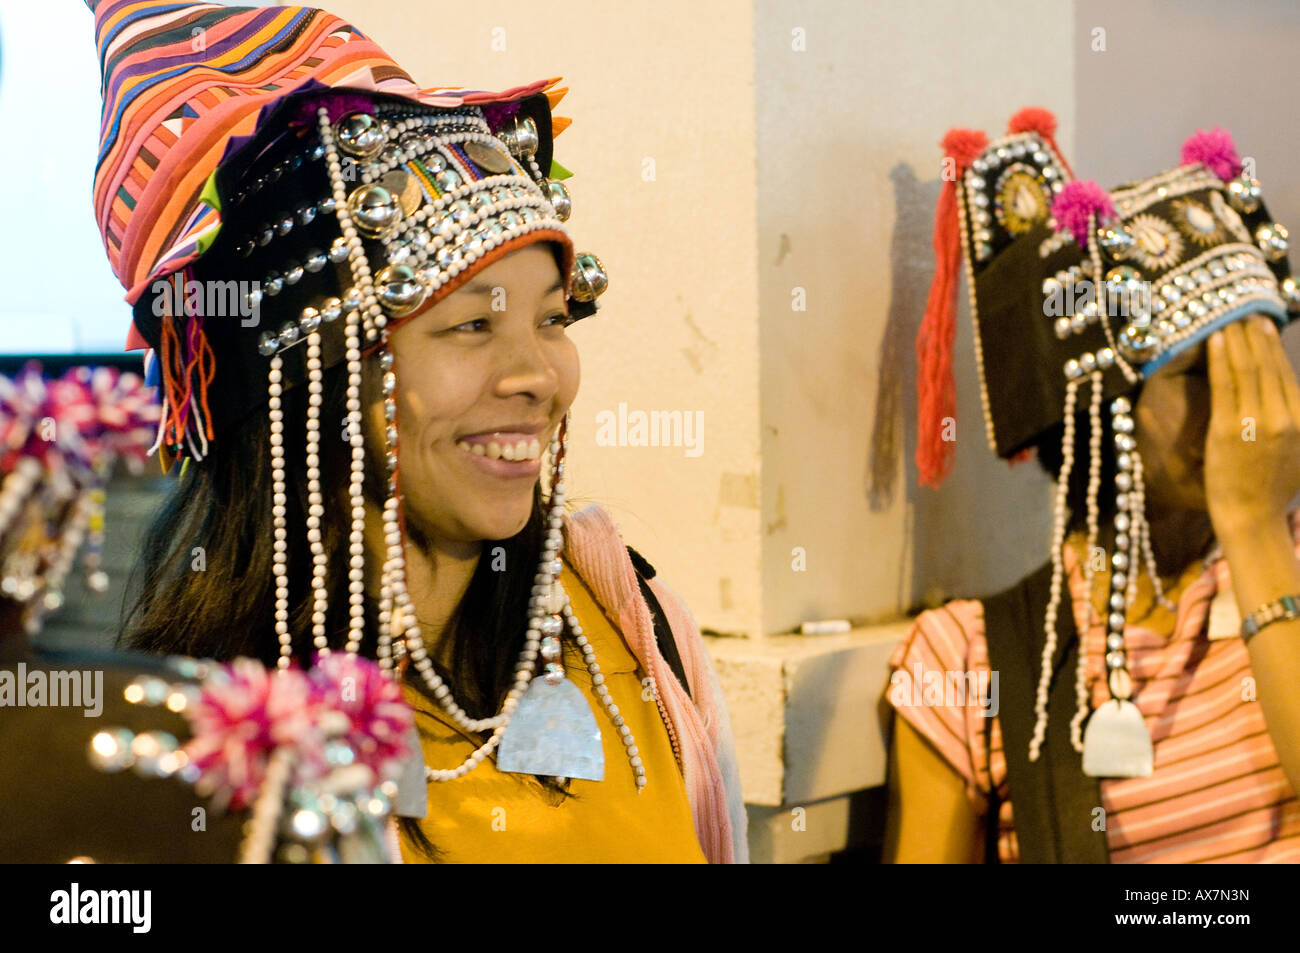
[888,514,1300,863]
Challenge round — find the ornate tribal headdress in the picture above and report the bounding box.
[85,1,642,804]
[916,108,1296,777]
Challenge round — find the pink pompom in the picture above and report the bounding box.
[940,127,989,173]
[310,653,414,781]
[1180,127,1242,182]
[1051,180,1116,248]
[184,661,319,809]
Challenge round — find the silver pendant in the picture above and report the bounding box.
[496,675,604,781]
[393,725,429,817]
[1082,699,1153,778]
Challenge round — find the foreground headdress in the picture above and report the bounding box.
[85,2,639,798]
[917,108,1296,777]
[0,363,158,633]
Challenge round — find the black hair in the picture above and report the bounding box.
[120,357,563,861]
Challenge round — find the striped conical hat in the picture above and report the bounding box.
[86,0,575,349]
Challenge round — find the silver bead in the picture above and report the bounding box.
[1106,631,1125,650]
[320,297,342,322]
[1098,225,1135,255]
[258,331,279,356]
[1114,513,1131,533]
[1112,572,1128,591]
[1117,323,1159,364]
[1256,222,1289,262]
[278,321,300,347]
[1116,452,1132,472]
[1112,551,1129,572]
[499,115,539,158]
[1079,352,1097,373]
[304,251,328,273]
[297,205,317,226]
[1226,175,1261,214]
[299,307,321,333]
[1115,533,1130,550]
[335,112,386,160]
[1097,347,1115,369]
[277,215,295,236]
[347,183,403,238]
[547,179,572,221]
[570,252,608,303]
[375,264,427,317]
[329,238,349,263]
[284,262,304,285]
[1105,651,1127,670]
[1110,592,1127,611]
[264,274,284,297]
[1055,317,1073,339]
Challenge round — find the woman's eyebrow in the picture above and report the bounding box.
[458,278,565,298]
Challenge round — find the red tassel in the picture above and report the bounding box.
[1006,106,1074,179]
[916,128,986,488]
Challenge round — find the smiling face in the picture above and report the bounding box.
[1133,341,1212,513]
[373,243,579,547]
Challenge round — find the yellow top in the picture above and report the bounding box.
[397,559,706,863]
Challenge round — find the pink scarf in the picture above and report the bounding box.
[563,505,736,864]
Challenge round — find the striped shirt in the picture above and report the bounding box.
[888,516,1300,863]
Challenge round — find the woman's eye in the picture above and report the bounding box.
[541,311,572,328]
[449,318,489,333]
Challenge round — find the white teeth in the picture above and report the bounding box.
[461,436,543,461]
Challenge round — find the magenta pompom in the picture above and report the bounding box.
[1180,127,1242,182]
[1051,180,1116,248]
[290,91,376,128]
[480,100,522,133]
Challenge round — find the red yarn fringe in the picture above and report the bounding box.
[916,128,986,488]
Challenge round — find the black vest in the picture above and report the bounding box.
[980,563,1109,863]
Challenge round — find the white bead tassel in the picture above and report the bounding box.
[1069,372,1105,751]
[317,105,374,657]
[268,355,292,669]
[305,331,330,654]
[1029,379,1080,762]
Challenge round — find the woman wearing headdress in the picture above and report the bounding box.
[85,0,746,863]
[885,110,1300,863]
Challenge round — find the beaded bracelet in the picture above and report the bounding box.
[1241,594,1300,639]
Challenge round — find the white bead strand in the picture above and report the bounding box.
[268,355,292,669]
[1029,377,1080,762]
[305,330,330,653]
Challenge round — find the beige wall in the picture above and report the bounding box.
[325,0,1078,639]
[755,0,1073,634]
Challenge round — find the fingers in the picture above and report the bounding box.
[1244,317,1300,424]
[1222,320,1261,415]
[1207,327,1236,431]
